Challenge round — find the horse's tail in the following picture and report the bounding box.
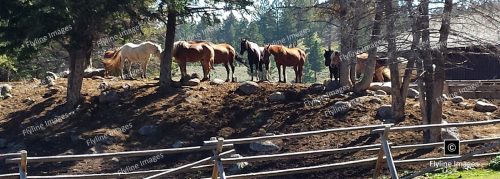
[103,48,122,76]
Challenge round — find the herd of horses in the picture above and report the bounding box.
[102,40,404,84]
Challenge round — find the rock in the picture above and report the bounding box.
[99,82,111,91]
[83,68,106,78]
[441,121,460,140]
[92,76,105,80]
[249,140,280,152]
[138,125,157,136]
[451,96,464,103]
[23,98,35,105]
[407,88,419,98]
[377,105,393,120]
[47,80,56,87]
[210,78,225,85]
[60,70,70,78]
[111,157,120,163]
[98,90,119,103]
[0,84,13,96]
[268,92,286,102]
[227,154,249,173]
[328,101,352,115]
[309,83,325,93]
[122,83,131,90]
[184,78,201,86]
[172,141,187,148]
[43,87,60,98]
[375,90,387,95]
[0,138,6,148]
[474,101,498,112]
[370,83,391,94]
[46,71,59,80]
[369,97,382,104]
[3,93,12,99]
[238,81,260,95]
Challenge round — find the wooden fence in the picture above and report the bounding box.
[1,119,499,179]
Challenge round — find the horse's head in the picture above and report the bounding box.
[240,39,248,55]
[323,49,334,66]
[263,45,272,61]
[146,42,162,58]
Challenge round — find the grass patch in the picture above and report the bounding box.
[426,169,500,179]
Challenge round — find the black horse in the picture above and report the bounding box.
[324,49,340,82]
[240,39,268,81]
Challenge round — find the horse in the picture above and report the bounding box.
[323,50,340,82]
[188,41,236,82]
[172,41,215,81]
[263,45,306,83]
[240,39,267,81]
[103,41,162,79]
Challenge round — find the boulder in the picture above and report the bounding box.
[43,87,60,98]
[375,90,387,95]
[98,82,111,91]
[238,81,260,95]
[83,68,106,78]
[190,73,200,79]
[407,88,419,98]
[474,101,498,112]
[227,154,249,173]
[122,83,131,90]
[328,101,352,115]
[46,71,59,80]
[138,125,157,136]
[441,120,460,140]
[172,141,188,148]
[451,96,464,103]
[249,140,280,152]
[309,83,325,93]
[184,78,201,86]
[210,78,225,85]
[377,105,393,120]
[370,83,391,94]
[60,70,70,78]
[98,90,119,103]
[92,76,105,80]
[268,92,286,102]
[0,84,12,96]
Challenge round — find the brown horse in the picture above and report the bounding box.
[263,45,306,83]
[173,41,214,81]
[189,41,236,82]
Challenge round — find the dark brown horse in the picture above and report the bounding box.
[324,50,340,82]
[263,45,306,83]
[173,41,214,81]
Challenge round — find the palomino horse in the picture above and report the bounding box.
[189,41,236,82]
[103,41,162,79]
[240,39,267,81]
[323,50,340,82]
[263,45,306,83]
[173,41,214,81]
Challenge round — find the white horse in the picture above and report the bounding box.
[116,41,162,79]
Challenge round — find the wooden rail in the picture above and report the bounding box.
[5,144,234,164]
[204,124,386,145]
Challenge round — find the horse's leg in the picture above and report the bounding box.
[141,61,148,78]
[277,64,282,82]
[265,61,270,81]
[249,63,254,81]
[283,66,287,83]
[299,65,304,83]
[230,60,235,82]
[258,61,264,82]
[179,60,187,81]
[120,57,125,79]
[294,65,299,83]
[202,60,210,81]
[127,62,133,79]
[224,62,230,82]
[329,67,333,81]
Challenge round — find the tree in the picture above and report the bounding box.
[0,0,153,109]
[304,32,324,81]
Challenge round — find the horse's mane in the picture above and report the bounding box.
[103,48,122,72]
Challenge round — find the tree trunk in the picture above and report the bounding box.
[159,11,177,90]
[67,49,87,109]
[339,0,353,87]
[385,0,405,123]
[353,0,384,95]
[349,0,362,84]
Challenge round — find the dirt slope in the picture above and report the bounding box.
[0,78,499,178]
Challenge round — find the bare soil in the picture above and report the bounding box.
[0,78,499,178]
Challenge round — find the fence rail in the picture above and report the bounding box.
[1,119,499,179]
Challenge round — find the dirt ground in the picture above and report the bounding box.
[0,78,499,178]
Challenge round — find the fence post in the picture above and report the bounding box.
[19,150,27,179]
[211,137,226,179]
[373,124,398,179]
